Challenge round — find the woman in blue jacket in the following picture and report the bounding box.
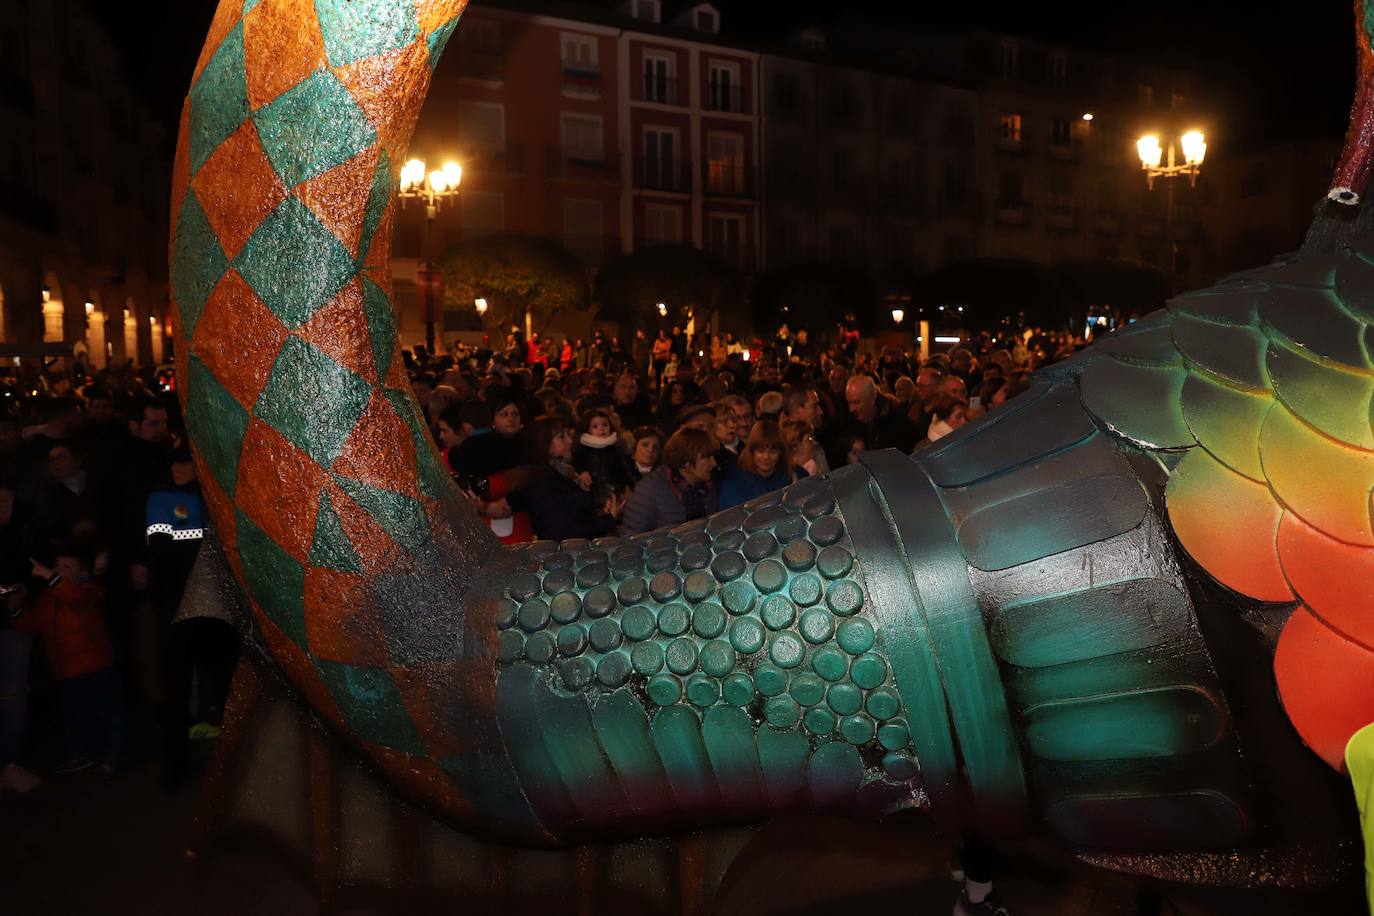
[719,419,795,510]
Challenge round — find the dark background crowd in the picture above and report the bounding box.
[0,319,1093,796]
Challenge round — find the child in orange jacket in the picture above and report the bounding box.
[12,543,127,773]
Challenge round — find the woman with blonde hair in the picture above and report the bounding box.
[719,419,792,509]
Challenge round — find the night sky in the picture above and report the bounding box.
[99,1,1354,155]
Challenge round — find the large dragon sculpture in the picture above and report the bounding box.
[170,0,1374,908]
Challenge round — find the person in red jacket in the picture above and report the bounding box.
[12,541,128,773]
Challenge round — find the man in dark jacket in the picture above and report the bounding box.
[841,375,921,455]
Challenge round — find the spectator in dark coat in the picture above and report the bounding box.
[621,427,718,535]
[524,417,623,542]
[840,375,920,455]
[720,420,794,510]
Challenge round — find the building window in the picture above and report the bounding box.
[644,204,682,243]
[1139,82,1154,106]
[643,51,675,104]
[642,126,679,190]
[708,60,741,112]
[458,101,505,152]
[459,191,504,241]
[561,113,604,160]
[456,18,501,53]
[999,42,1018,80]
[1051,117,1072,147]
[560,33,599,75]
[1171,92,1186,110]
[563,199,605,264]
[631,0,661,23]
[708,213,747,265]
[707,132,746,194]
[694,7,719,33]
[1048,173,1073,213]
[1051,53,1067,89]
[1000,113,1022,143]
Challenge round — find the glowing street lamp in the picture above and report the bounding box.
[1137,130,1206,189]
[474,297,488,316]
[891,308,905,325]
[397,157,463,353]
[657,302,668,317]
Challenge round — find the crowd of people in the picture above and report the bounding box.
[0,320,1093,798]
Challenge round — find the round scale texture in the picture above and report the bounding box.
[686,674,721,707]
[518,599,551,632]
[782,539,817,572]
[621,606,657,641]
[799,608,835,644]
[836,617,875,654]
[761,595,797,630]
[525,631,556,664]
[803,493,836,519]
[684,571,716,602]
[804,706,836,736]
[681,544,712,571]
[692,602,727,639]
[665,637,699,675]
[723,673,755,706]
[583,586,617,618]
[764,695,800,727]
[866,687,901,721]
[883,751,919,780]
[711,551,747,582]
[769,632,806,669]
[494,599,518,630]
[650,571,683,602]
[700,639,737,677]
[658,603,691,637]
[809,516,845,545]
[721,580,756,614]
[878,720,911,751]
[543,569,575,595]
[816,545,854,579]
[743,531,779,562]
[775,514,807,543]
[841,713,876,745]
[631,642,664,675]
[827,682,863,715]
[753,559,787,593]
[560,657,594,691]
[789,574,823,607]
[508,574,541,600]
[812,645,849,682]
[730,617,766,654]
[755,663,789,697]
[648,674,683,706]
[576,564,609,588]
[850,653,888,689]
[550,592,582,624]
[616,577,646,604]
[826,580,864,617]
[556,624,587,656]
[588,618,623,653]
[789,672,825,706]
[596,651,631,688]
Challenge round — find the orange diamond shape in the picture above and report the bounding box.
[304,567,389,667]
[242,0,329,111]
[295,278,380,386]
[332,39,429,168]
[191,120,287,260]
[331,389,421,499]
[234,418,329,564]
[294,146,378,260]
[190,270,289,411]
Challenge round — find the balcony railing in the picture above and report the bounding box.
[706,81,744,113]
[634,75,681,106]
[456,51,504,83]
[705,241,757,272]
[634,156,693,193]
[1048,141,1079,161]
[546,146,622,181]
[996,135,1028,154]
[705,162,754,198]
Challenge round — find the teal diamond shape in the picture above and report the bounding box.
[382,389,450,501]
[170,192,228,336]
[237,509,307,648]
[314,0,419,68]
[243,0,263,13]
[426,16,462,71]
[308,489,363,572]
[252,68,377,190]
[335,474,435,565]
[315,659,426,754]
[358,150,392,264]
[254,336,372,467]
[186,356,249,496]
[188,23,249,174]
[233,196,356,328]
[361,276,395,379]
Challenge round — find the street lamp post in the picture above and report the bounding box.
[1137,131,1207,295]
[398,158,462,355]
